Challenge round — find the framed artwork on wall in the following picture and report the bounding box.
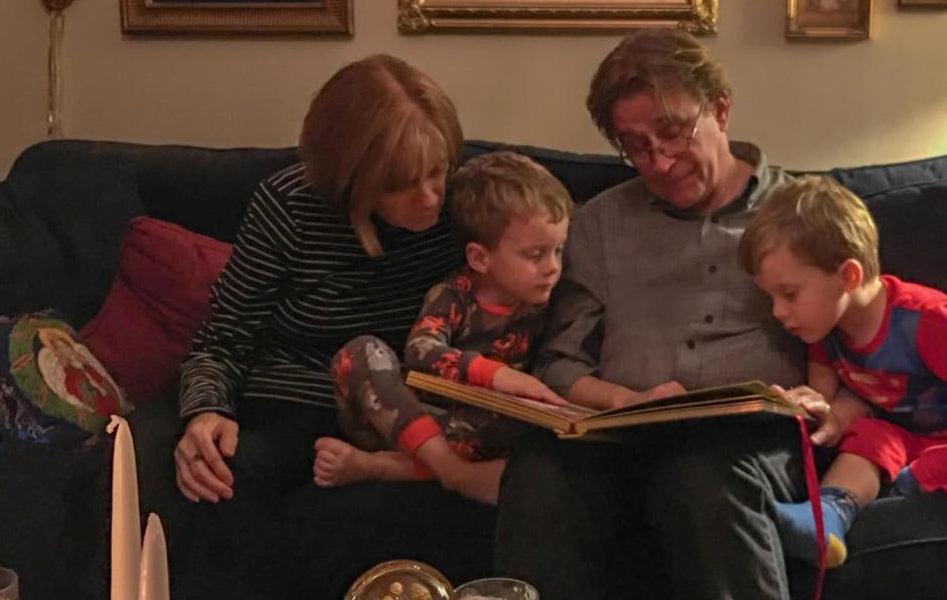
[120,0,353,36]
[786,0,872,40]
[397,0,718,35]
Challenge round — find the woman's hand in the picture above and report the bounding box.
[174,412,239,502]
[492,367,569,406]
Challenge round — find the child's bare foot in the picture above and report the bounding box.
[314,437,420,487]
[313,435,506,504]
[313,437,377,487]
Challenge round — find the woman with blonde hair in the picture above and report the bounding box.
[132,54,466,598]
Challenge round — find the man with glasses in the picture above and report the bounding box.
[496,29,826,600]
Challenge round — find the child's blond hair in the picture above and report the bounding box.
[738,175,880,280]
[450,151,573,249]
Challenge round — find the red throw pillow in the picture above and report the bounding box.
[80,217,232,405]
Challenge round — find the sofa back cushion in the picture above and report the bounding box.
[2,138,945,328]
[0,141,297,325]
[825,155,947,292]
[863,183,947,293]
[0,146,142,326]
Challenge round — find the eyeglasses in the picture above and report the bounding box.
[617,103,705,167]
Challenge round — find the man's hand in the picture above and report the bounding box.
[174,412,239,503]
[611,380,687,408]
[492,367,569,406]
[643,381,687,402]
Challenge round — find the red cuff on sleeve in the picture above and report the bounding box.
[397,414,443,455]
[468,356,506,387]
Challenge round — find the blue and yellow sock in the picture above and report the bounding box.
[774,486,860,568]
[895,466,922,496]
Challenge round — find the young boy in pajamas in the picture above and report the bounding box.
[314,151,572,505]
[739,175,947,567]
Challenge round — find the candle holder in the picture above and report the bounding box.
[344,561,541,600]
[344,560,455,600]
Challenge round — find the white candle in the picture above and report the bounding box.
[107,415,141,600]
[138,513,170,600]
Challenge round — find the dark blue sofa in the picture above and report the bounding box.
[0,138,945,599]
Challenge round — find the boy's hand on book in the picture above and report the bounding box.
[809,411,847,447]
[809,389,868,446]
[492,367,569,406]
[772,384,835,443]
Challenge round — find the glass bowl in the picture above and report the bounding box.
[454,577,538,600]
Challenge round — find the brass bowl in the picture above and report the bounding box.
[344,560,456,600]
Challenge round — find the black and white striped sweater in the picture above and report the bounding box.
[179,162,462,418]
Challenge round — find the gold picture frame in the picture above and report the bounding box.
[899,0,947,6]
[786,0,872,40]
[120,0,353,36]
[397,0,718,35]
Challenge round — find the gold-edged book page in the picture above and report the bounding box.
[404,372,803,440]
[589,379,788,418]
[405,371,595,434]
[576,396,804,436]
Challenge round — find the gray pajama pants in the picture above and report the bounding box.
[331,335,523,460]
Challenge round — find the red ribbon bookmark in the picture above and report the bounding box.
[795,415,826,600]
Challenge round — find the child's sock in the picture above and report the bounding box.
[895,466,922,496]
[774,486,860,568]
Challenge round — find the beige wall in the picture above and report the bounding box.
[2,1,946,178]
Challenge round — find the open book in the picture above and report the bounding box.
[405,371,805,440]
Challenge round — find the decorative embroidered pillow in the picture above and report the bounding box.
[0,311,128,446]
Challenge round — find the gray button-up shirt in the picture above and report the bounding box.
[535,142,806,396]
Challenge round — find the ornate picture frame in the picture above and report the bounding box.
[786,0,872,40]
[120,0,353,36]
[397,0,718,35]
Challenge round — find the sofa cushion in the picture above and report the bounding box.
[830,156,947,201]
[79,217,232,405]
[0,435,109,600]
[0,141,298,326]
[0,311,126,446]
[463,139,636,205]
[813,493,947,600]
[864,183,947,293]
[0,144,146,326]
